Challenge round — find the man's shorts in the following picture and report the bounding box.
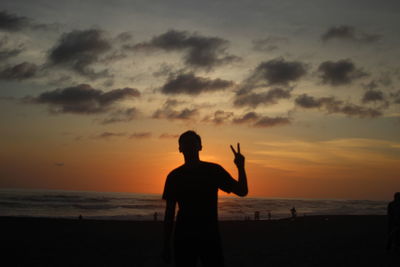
[174,230,224,267]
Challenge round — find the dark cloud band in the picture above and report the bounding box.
[48,29,111,78]
[133,30,240,69]
[0,62,37,80]
[233,111,290,128]
[318,59,368,86]
[29,84,140,114]
[0,10,30,32]
[238,58,307,95]
[295,94,382,118]
[161,73,234,95]
[321,25,381,44]
[152,99,198,120]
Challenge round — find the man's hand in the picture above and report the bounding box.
[230,143,245,169]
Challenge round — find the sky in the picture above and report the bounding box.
[0,0,399,200]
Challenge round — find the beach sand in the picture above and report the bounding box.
[1,215,399,266]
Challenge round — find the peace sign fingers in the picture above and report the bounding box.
[230,144,237,155]
[230,142,245,169]
[230,143,241,155]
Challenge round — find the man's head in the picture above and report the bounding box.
[394,192,400,202]
[179,130,202,155]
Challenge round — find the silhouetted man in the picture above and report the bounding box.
[387,192,400,250]
[162,130,248,267]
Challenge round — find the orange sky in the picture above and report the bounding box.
[1,121,399,200]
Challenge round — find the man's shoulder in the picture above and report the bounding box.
[200,161,223,169]
[167,165,185,177]
[167,162,225,178]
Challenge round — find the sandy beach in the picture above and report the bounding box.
[1,215,399,267]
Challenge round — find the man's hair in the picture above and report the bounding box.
[395,192,400,201]
[179,130,202,146]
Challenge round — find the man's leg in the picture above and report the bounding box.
[198,235,224,267]
[174,234,198,267]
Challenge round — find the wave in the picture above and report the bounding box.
[0,189,387,220]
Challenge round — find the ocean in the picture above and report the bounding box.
[0,188,388,221]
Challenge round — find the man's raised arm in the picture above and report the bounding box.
[230,143,248,197]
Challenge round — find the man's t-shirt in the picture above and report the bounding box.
[388,201,400,227]
[162,161,236,235]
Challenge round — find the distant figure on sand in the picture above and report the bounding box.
[162,130,248,267]
[387,192,400,251]
[254,211,260,220]
[154,212,158,221]
[290,207,297,219]
[268,211,272,220]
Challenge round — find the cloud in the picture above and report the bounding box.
[129,132,152,139]
[96,132,126,139]
[29,84,140,114]
[54,162,64,167]
[318,59,368,86]
[239,58,307,94]
[362,77,393,91]
[295,94,382,118]
[0,35,24,60]
[115,31,133,43]
[101,107,139,124]
[202,110,234,125]
[362,90,385,103]
[153,107,198,120]
[253,116,291,128]
[234,88,291,108]
[233,111,290,127]
[252,36,289,52]
[0,10,58,32]
[336,104,382,118]
[93,131,151,140]
[163,98,185,108]
[133,30,240,69]
[0,62,38,80]
[232,111,259,124]
[0,10,30,32]
[152,99,198,120]
[252,58,307,85]
[295,94,340,109]
[0,47,22,60]
[48,29,112,78]
[391,90,400,104]
[321,25,381,44]
[152,63,175,78]
[159,133,179,139]
[362,80,378,90]
[160,73,234,95]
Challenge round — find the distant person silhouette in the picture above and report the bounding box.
[162,130,248,267]
[290,206,297,219]
[387,192,400,251]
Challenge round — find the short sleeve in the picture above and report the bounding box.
[162,172,177,200]
[215,165,237,193]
